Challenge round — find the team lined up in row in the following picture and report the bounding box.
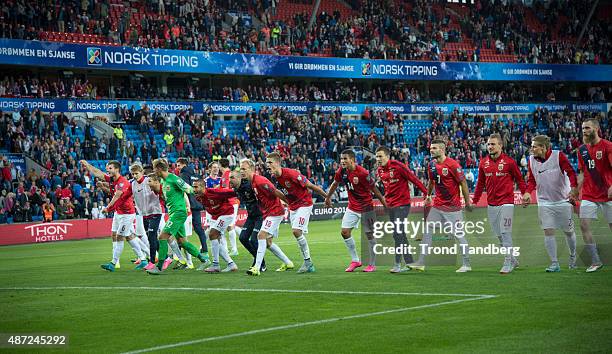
[80,118,611,275]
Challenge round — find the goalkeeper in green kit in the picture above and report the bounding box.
[147,158,210,275]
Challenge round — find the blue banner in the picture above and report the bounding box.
[5,153,26,176]
[0,98,607,115]
[0,39,611,82]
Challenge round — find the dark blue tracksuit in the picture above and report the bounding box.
[235,178,265,270]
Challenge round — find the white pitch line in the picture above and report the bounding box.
[0,286,497,298]
[2,286,497,353]
[120,296,494,354]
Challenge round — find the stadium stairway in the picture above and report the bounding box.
[271,0,357,24]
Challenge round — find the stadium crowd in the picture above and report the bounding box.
[1,100,609,223]
[1,74,609,103]
[0,0,609,64]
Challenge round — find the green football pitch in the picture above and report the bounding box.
[1,207,611,353]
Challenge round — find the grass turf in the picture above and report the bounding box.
[0,207,611,353]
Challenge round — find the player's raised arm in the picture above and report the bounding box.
[81,160,107,180]
[305,180,328,200]
[175,175,194,194]
[325,180,339,207]
[104,187,124,213]
[96,181,110,194]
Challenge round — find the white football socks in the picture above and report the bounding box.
[564,231,577,257]
[127,238,146,261]
[228,228,238,253]
[254,239,267,269]
[500,232,514,263]
[168,238,186,262]
[138,236,150,258]
[456,235,470,266]
[368,238,377,266]
[545,236,558,264]
[211,239,220,266]
[111,241,117,263]
[343,236,360,262]
[219,240,233,264]
[220,234,229,253]
[269,243,292,265]
[296,235,311,261]
[585,243,601,264]
[113,240,124,264]
[417,233,433,265]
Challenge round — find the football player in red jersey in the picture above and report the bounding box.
[375,146,427,273]
[472,134,527,274]
[240,159,294,276]
[81,160,146,271]
[572,118,612,273]
[219,158,240,256]
[193,179,239,273]
[266,152,328,274]
[325,149,387,273]
[410,139,473,273]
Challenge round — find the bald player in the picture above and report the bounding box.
[571,118,612,272]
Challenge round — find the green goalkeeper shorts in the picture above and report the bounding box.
[162,211,187,239]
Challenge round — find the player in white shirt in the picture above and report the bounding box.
[523,135,579,272]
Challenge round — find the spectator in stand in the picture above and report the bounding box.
[0,0,608,64]
[0,73,608,103]
[1,90,609,225]
[91,202,103,219]
[163,129,175,152]
[13,200,32,222]
[465,168,475,191]
[57,198,75,220]
[42,198,55,222]
[1,192,16,223]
